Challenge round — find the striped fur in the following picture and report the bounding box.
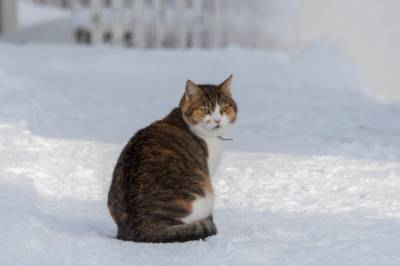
[108,76,237,243]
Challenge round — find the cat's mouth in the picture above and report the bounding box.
[212,125,221,130]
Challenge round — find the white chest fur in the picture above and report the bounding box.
[181,193,214,224]
[181,137,222,224]
[204,137,223,177]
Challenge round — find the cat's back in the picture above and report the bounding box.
[110,108,207,196]
[117,108,206,167]
[108,108,208,226]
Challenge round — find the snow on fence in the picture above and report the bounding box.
[29,0,299,49]
[32,0,71,8]
[69,0,298,49]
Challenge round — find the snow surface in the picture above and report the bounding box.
[1,42,400,265]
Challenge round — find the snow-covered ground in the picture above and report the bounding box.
[1,42,400,266]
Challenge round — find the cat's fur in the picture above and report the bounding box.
[108,76,237,243]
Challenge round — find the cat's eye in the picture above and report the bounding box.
[221,105,229,113]
[201,107,211,114]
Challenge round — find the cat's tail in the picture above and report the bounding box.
[117,217,217,243]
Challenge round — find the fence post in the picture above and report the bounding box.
[210,0,222,48]
[133,0,146,47]
[219,0,231,47]
[153,0,163,48]
[191,0,203,48]
[88,0,103,44]
[111,0,124,45]
[175,0,186,48]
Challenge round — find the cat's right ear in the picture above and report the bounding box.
[185,80,202,101]
[218,74,233,97]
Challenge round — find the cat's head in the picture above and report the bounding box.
[179,75,237,138]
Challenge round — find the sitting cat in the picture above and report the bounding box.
[108,75,237,243]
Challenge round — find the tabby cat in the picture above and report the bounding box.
[108,75,237,243]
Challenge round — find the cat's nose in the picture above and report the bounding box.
[214,119,221,125]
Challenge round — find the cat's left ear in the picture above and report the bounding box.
[218,74,233,97]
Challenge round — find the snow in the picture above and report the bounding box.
[0,42,400,265]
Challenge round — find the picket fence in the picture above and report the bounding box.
[69,0,279,48]
[30,0,299,49]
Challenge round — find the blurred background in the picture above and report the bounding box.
[1,0,399,101]
[2,2,400,265]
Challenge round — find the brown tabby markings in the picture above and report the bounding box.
[176,198,193,214]
[107,78,237,243]
[195,168,213,194]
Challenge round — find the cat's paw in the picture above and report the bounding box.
[203,216,217,236]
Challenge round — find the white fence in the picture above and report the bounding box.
[69,0,299,49]
[29,0,299,49]
[32,0,71,7]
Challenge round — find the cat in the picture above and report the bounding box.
[107,75,237,243]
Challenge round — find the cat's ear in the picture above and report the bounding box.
[218,74,233,97]
[185,80,202,101]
